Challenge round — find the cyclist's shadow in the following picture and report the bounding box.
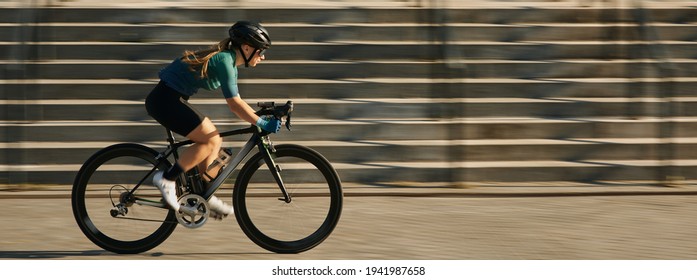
[0,250,272,259]
[0,250,109,259]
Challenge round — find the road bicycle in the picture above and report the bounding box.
[71,101,343,254]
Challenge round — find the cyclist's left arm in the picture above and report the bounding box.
[226,96,261,125]
[216,53,278,132]
[227,97,280,133]
[212,53,259,125]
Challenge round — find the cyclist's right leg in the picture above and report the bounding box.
[146,81,217,211]
[180,119,232,217]
[178,117,221,173]
[155,118,221,211]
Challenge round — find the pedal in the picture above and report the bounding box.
[209,212,228,221]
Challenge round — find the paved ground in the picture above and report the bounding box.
[2,187,697,260]
[2,0,694,8]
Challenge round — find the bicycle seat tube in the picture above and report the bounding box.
[202,133,259,199]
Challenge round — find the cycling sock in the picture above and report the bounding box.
[163,162,183,181]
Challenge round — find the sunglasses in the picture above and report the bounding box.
[258,48,267,56]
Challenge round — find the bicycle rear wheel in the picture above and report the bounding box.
[233,144,343,253]
[72,143,178,254]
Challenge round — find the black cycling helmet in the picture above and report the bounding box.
[229,21,271,67]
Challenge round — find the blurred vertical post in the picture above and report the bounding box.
[425,0,467,187]
[4,0,38,186]
[631,0,680,185]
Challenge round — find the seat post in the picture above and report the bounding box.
[165,129,180,160]
[166,129,176,146]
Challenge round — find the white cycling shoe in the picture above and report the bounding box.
[209,195,233,220]
[153,171,180,212]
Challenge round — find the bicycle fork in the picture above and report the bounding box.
[259,136,292,203]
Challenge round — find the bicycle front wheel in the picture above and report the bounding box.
[233,144,343,253]
[72,143,178,254]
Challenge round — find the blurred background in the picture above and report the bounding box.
[1,0,696,191]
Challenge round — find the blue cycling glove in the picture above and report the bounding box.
[256,116,281,133]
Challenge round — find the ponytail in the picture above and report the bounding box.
[181,38,232,79]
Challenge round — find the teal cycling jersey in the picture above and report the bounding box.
[158,50,240,98]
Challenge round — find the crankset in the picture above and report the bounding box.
[175,194,210,229]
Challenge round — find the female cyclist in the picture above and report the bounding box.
[145,21,280,218]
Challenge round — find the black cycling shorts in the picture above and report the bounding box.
[145,81,205,137]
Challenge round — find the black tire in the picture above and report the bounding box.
[72,143,178,254]
[233,144,343,253]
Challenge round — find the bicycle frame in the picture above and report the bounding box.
[127,125,290,209]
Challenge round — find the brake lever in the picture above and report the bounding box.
[283,101,293,131]
[285,112,292,131]
[256,100,293,131]
[270,101,293,131]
